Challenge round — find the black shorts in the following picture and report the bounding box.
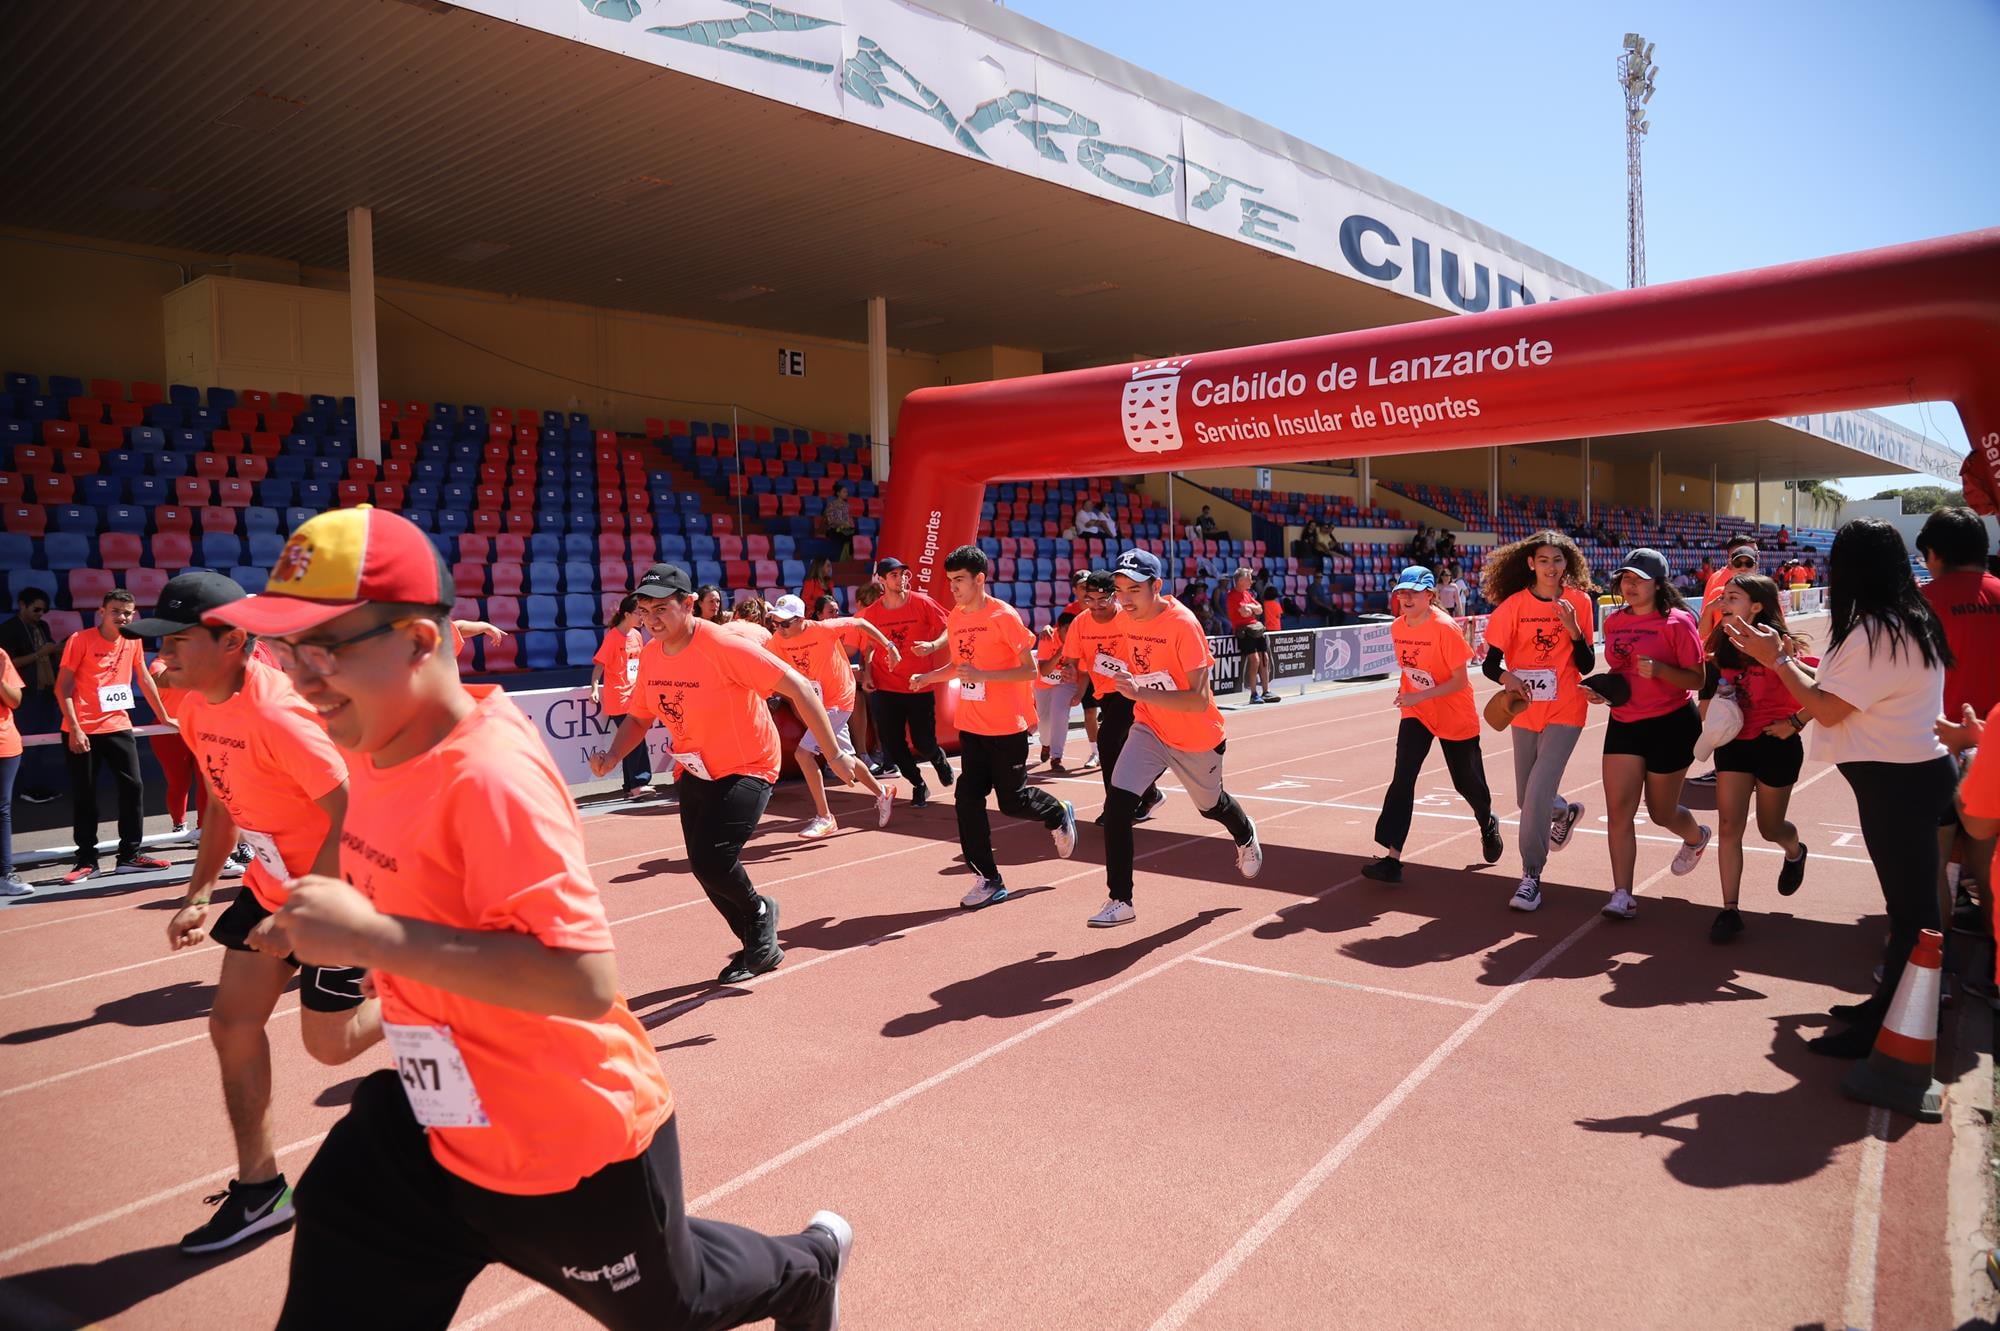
[1712,733,1804,788]
[1603,703,1701,775]
[212,890,368,1013]
[1235,626,1267,658]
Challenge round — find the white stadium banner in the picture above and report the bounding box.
[511,686,678,788]
[453,0,1964,479]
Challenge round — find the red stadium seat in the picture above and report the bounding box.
[198,507,238,534]
[242,390,272,411]
[88,378,124,402]
[67,397,105,424]
[373,483,405,510]
[263,413,293,436]
[493,534,525,563]
[490,564,524,597]
[483,597,521,632]
[453,563,486,598]
[248,432,282,458]
[194,452,230,480]
[347,458,378,482]
[3,506,46,536]
[99,532,143,570]
[131,382,164,407]
[85,423,122,450]
[69,569,117,605]
[471,509,500,535]
[275,392,307,415]
[226,407,259,432]
[0,475,21,506]
[36,474,74,504]
[337,480,369,507]
[174,477,212,507]
[480,634,520,672]
[40,420,78,447]
[216,479,255,507]
[12,447,52,476]
[457,534,491,564]
[502,510,532,534]
[153,506,193,534]
[208,430,245,454]
[126,567,170,607]
[233,456,269,483]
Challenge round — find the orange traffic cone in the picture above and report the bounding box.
[1841,928,1944,1122]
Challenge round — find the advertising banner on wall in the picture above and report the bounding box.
[509,687,676,787]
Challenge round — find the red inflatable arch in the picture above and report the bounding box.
[880,228,2000,594]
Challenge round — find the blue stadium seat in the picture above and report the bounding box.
[561,562,594,593]
[284,506,316,532]
[104,505,148,535]
[229,565,270,594]
[248,531,285,565]
[399,510,434,532]
[562,596,596,628]
[144,404,184,429]
[9,569,57,605]
[128,425,166,450]
[201,533,244,567]
[524,596,561,630]
[435,509,469,536]
[520,631,560,670]
[562,628,598,664]
[1,421,32,448]
[267,455,306,480]
[310,457,343,481]
[0,534,33,570]
[259,480,297,509]
[129,476,169,507]
[53,505,98,533]
[152,451,190,477]
[526,562,561,595]
[298,481,334,509]
[206,386,237,410]
[243,507,281,535]
[688,535,716,560]
[534,511,563,535]
[79,476,123,506]
[693,560,723,588]
[45,533,90,570]
[562,533,595,563]
[525,534,559,564]
[404,482,439,510]
[656,536,688,561]
[105,449,146,477]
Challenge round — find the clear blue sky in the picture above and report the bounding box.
[1010,0,1998,496]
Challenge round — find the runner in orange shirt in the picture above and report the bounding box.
[1062,570,1162,824]
[124,570,376,1254]
[0,642,28,895]
[909,545,1076,909]
[211,512,850,1330]
[590,593,654,800]
[1361,566,1503,883]
[1477,531,1597,911]
[1088,549,1263,927]
[57,588,173,882]
[763,593,897,838]
[590,563,860,984]
[858,557,955,806]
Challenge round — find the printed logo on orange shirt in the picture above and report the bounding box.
[652,687,690,728]
[203,749,235,805]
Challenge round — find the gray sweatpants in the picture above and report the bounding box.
[1035,680,1082,763]
[1511,722,1583,877]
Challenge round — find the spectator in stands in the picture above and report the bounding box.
[802,558,835,613]
[1196,506,1220,539]
[1298,519,1326,571]
[1075,498,1117,538]
[59,590,173,883]
[1727,518,1954,1057]
[1917,507,2000,986]
[696,584,726,624]
[822,483,857,562]
[1776,525,1791,550]
[1437,563,1468,616]
[1306,572,1338,628]
[1408,526,1435,569]
[0,588,62,804]
[1436,530,1458,564]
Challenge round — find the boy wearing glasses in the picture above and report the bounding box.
[209,509,849,1330]
[127,570,373,1254]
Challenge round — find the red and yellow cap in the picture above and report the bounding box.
[205,506,451,637]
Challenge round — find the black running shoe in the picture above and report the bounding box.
[1777,844,1808,897]
[910,783,930,810]
[1708,908,1744,944]
[1133,789,1165,824]
[1360,856,1402,883]
[180,1176,294,1255]
[1479,816,1504,865]
[718,946,783,985]
[933,756,954,788]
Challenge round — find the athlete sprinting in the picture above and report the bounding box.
[763,593,897,838]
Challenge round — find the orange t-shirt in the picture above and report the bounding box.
[60,629,142,735]
[1959,709,2000,897]
[1033,628,1068,689]
[1391,609,1478,741]
[1063,610,1129,696]
[150,658,191,724]
[1481,588,1596,731]
[342,686,671,1196]
[1122,598,1225,752]
[450,622,468,658]
[592,627,643,715]
[719,619,772,647]
[1262,599,1282,631]
[857,592,948,693]
[0,653,23,758]
[177,658,348,912]
[628,620,787,782]
[764,618,870,713]
[946,596,1036,736]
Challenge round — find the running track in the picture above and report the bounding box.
[0,672,1983,1329]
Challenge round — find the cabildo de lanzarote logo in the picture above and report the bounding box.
[1121,358,1192,454]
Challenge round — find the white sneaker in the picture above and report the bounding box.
[1087,898,1136,928]
[1670,825,1713,877]
[1509,875,1542,912]
[875,785,895,829]
[1602,887,1638,920]
[1236,825,1264,879]
[0,875,33,898]
[960,876,1010,909]
[1548,802,1584,851]
[1085,748,1100,769]
[218,856,245,879]
[800,815,836,840]
[166,822,196,846]
[1051,801,1077,859]
[801,1209,853,1331]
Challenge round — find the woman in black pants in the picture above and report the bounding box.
[1727,519,1954,1058]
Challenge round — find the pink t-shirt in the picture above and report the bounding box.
[1601,606,1702,722]
[1718,660,1798,742]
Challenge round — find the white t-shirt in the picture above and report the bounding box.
[1810,625,1948,766]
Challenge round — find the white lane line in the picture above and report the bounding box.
[0,1006,299,1101]
[1147,857,1687,1329]
[1186,956,1484,1010]
[1843,1105,1892,1331]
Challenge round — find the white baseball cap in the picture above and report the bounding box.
[769,594,807,622]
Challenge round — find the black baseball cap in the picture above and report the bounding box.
[633,563,694,598]
[1579,672,1633,708]
[874,557,908,574]
[1612,549,1671,585]
[122,570,246,638]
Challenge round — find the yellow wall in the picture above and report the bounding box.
[164,276,355,398]
[0,228,949,436]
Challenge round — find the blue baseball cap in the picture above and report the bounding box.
[1114,548,1164,583]
[1393,565,1437,593]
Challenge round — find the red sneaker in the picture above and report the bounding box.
[62,864,98,885]
[116,854,173,873]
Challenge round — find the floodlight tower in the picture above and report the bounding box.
[1618,33,1657,288]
